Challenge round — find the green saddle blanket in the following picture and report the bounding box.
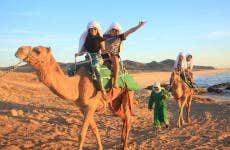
[180,72,194,88]
[67,63,141,91]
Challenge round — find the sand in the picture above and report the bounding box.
[0,70,229,149]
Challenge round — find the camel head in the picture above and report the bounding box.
[171,71,182,84]
[171,71,183,99]
[15,46,53,68]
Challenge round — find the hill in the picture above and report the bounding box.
[0,59,215,72]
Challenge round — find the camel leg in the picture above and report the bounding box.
[186,95,193,124]
[79,106,103,150]
[124,109,131,150]
[121,91,132,150]
[121,120,127,143]
[177,100,182,127]
[90,118,103,150]
[178,98,187,127]
[78,108,94,150]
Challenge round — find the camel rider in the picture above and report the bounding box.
[170,52,187,86]
[186,53,193,79]
[103,21,146,88]
[148,82,170,129]
[174,52,187,72]
[170,52,194,88]
[76,21,106,94]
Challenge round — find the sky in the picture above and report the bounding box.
[0,0,230,68]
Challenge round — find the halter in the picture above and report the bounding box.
[22,48,50,66]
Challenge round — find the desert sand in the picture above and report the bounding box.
[0,70,229,149]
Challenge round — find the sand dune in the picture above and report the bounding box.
[0,71,229,149]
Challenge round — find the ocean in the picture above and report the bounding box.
[195,72,230,100]
[195,72,230,87]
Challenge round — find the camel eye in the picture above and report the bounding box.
[33,49,40,55]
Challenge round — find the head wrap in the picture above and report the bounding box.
[174,52,187,69]
[153,82,162,93]
[78,21,103,52]
[186,52,193,70]
[104,22,124,52]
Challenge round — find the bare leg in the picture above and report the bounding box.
[112,55,119,88]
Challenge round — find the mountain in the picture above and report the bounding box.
[0,59,215,72]
[123,59,215,71]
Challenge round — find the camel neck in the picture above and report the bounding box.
[37,60,80,101]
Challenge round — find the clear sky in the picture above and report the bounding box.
[1,0,230,68]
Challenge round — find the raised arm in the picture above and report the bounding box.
[123,21,146,39]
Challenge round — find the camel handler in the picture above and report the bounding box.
[148,82,170,129]
[76,21,107,95]
[103,21,146,88]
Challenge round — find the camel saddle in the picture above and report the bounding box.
[67,59,141,91]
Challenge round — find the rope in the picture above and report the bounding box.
[0,61,24,79]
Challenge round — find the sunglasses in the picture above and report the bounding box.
[89,28,97,31]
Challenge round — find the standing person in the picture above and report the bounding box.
[148,82,170,130]
[76,21,106,94]
[103,21,145,88]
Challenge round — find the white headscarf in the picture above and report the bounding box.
[104,22,124,52]
[186,53,193,70]
[174,52,187,69]
[78,21,103,52]
[153,82,162,93]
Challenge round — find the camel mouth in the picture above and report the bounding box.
[15,48,30,61]
[15,51,26,60]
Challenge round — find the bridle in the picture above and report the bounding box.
[0,48,50,79]
[22,48,50,66]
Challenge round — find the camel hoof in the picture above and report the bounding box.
[98,146,103,150]
[177,123,181,128]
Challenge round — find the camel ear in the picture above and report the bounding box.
[47,47,51,53]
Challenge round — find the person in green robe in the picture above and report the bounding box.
[148,82,170,129]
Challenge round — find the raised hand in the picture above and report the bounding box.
[139,21,146,27]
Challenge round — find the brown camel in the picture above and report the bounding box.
[15,46,134,150]
[170,71,194,128]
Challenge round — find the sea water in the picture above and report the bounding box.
[194,72,230,100]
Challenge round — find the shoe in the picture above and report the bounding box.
[165,124,170,128]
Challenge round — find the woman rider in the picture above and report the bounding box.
[170,52,187,86]
[103,21,145,88]
[76,21,106,94]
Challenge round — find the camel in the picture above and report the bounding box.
[170,71,194,128]
[15,46,134,150]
